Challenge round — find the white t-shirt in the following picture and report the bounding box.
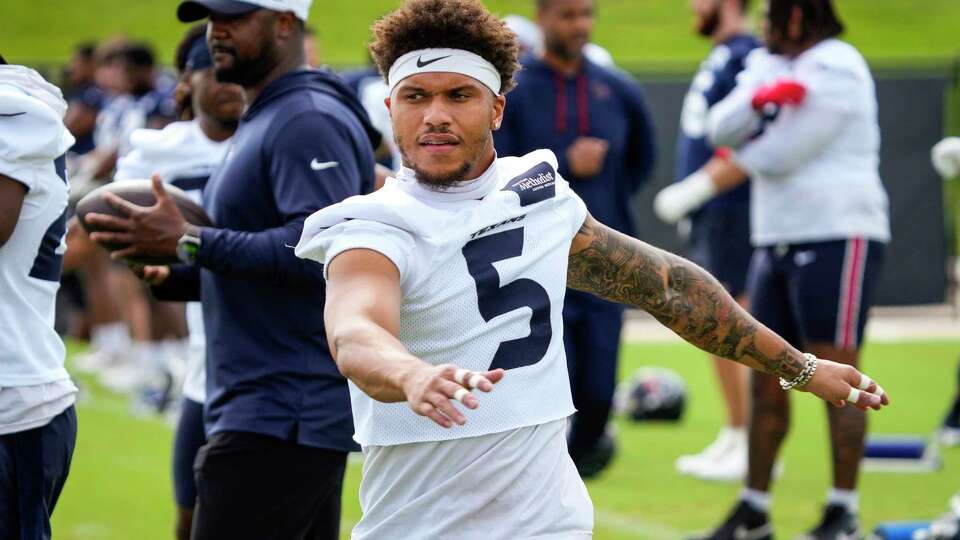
[0,66,78,433]
[708,40,890,246]
[354,419,592,540]
[296,150,593,538]
[116,120,231,403]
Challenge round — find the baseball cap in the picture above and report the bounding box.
[177,0,311,23]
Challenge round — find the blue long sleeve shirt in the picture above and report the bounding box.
[495,55,656,235]
[158,69,378,452]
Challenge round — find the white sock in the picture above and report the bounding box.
[91,322,131,353]
[740,488,772,513]
[827,488,859,513]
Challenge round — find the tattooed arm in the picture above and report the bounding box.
[567,213,889,410]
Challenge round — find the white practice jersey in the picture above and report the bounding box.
[0,66,75,388]
[297,149,586,446]
[297,150,593,539]
[708,40,890,246]
[116,120,231,402]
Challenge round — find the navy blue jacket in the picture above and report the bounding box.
[675,34,760,212]
[156,69,378,451]
[495,55,656,235]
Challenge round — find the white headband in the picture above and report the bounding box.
[387,48,502,95]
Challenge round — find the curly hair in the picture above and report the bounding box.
[369,0,520,94]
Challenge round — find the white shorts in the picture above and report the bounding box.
[353,419,593,540]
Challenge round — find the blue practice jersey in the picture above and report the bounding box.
[675,34,760,210]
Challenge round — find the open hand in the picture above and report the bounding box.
[401,364,505,428]
[87,174,187,261]
[801,359,890,411]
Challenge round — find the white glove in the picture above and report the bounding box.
[653,171,718,224]
[932,137,960,180]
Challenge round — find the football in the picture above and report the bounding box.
[76,179,213,265]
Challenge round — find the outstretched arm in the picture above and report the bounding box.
[567,213,888,410]
[325,248,504,427]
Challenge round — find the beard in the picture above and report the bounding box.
[544,36,582,61]
[697,7,721,37]
[213,40,278,88]
[397,131,487,191]
[411,160,475,191]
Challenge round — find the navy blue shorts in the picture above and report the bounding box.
[747,238,885,350]
[0,405,77,540]
[172,397,206,509]
[689,204,753,298]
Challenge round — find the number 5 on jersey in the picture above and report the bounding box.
[462,226,552,371]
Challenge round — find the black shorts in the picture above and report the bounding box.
[172,397,206,509]
[689,204,753,298]
[747,238,885,350]
[191,431,347,540]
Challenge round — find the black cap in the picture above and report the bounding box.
[177,0,260,22]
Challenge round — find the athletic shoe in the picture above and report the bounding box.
[913,494,960,540]
[688,501,773,540]
[676,427,742,476]
[571,430,617,479]
[938,426,960,447]
[796,504,860,540]
[72,348,124,373]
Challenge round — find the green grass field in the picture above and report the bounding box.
[53,337,960,540]
[3,1,960,68]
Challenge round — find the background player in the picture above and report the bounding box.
[495,0,657,477]
[0,56,78,540]
[655,0,760,482]
[696,1,890,538]
[113,24,243,539]
[292,1,888,538]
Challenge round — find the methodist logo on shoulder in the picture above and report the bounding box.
[502,161,557,206]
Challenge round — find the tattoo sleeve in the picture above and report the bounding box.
[567,215,804,381]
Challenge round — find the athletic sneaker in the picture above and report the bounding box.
[676,427,747,482]
[689,501,772,540]
[570,431,617,479]
[914,494,960,540]
[796,504,860,540]
[72,348,124,373]
[677,428,740,472]
[939,426,960,447]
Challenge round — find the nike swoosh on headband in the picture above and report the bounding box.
[417,55,452,68]
[0,112,26,117]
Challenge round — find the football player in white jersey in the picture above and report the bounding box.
[115,25,242,540]
[0,56,79,539]
[697,1,891,539]
[294,1,888,539]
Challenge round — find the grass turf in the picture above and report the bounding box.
[52,337,959,540]
[2,1,960,68]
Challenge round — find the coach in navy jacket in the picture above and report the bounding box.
[86,1,380,537]
[493,0,655,477]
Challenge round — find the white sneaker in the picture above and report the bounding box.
[938,426,960,447]
[72,348,123,373]
[99,362,150,394]
[679,429,785,482]
[676,427,741,475]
